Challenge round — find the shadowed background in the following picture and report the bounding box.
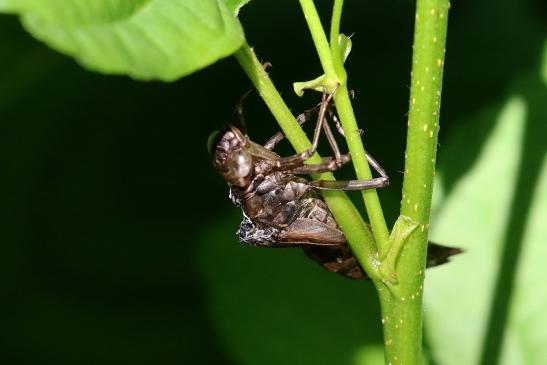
[1,0,545,364]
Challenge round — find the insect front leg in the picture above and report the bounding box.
[264,104,321,150]
[265,87,351,151]
[271,89,337,171]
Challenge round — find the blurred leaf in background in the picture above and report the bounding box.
[425,67,547,364]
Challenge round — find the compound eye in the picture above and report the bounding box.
[226,150,252,178]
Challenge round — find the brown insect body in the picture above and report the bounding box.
[210,122,460,279]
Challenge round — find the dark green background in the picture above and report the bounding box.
[1,0,545,364]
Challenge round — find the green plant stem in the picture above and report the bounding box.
[298,0,338,89]
[333,88,390,253]
[329,0,347,81]
[299,0,390,254]
[234,43,380,279]
[379,1,450,364]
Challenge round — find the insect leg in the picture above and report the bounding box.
[264,104,321,150]
[265,87,356,151]
[327,107,363,138]
[273,89,337,171]
[321,112,343,164]
[309,152,389,191]
[288,154,352,174]
[234,88,254,133]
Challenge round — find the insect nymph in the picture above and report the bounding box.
[210,91,459,279]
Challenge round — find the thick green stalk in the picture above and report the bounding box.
[234,44,380,278]
[380,1,449,364]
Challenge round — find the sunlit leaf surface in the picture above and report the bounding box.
[0,0,244,80]
[425,71,547,365]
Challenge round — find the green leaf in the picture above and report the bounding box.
[337,33,352,63]
[0,0,245,81]
[196,211,384,365]
[379,215,418,285]
[223,0,252,16]
[293,33,351,96]
[0,0,17,11]
[424,70,547,365]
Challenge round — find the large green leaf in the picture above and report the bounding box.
[0,0,245,81]
[224,0,252,15]
[424,69,547,365]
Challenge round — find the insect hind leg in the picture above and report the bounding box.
[309,152,389,191]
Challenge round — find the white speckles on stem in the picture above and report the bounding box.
[412,97,416,105]
[423,124,428,132]
[414,203,418,211]
[430,8,436,16]
[433,36,438,43]
[437,58,443,67]
[420,86,425,92]
[420,224,425,232]
[425,66,430,73]
[401,297,406,302]
[429,130,434,138]
[406,199,411,204]
[423,183,427,189]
